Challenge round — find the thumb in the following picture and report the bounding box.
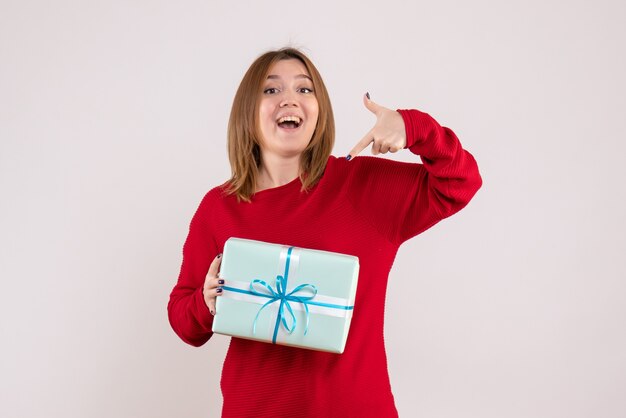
[363,92,381,115]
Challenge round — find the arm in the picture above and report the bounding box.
[395,108,482,241]
[167,193,219,347]
[346,96,482,244]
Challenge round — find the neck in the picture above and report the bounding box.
[256,154,301,192]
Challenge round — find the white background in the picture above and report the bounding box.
[1,0,625,417]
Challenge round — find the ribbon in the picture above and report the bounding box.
[222,246,355,344]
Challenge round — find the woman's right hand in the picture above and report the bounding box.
[203,254,223,316]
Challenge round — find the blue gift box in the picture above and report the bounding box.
[212,238,360,353]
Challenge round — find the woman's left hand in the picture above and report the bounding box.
[347,93,406,159]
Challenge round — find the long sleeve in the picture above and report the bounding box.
[345,109,482,245]
[167,191,219,347]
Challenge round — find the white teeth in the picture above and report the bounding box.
[277,116,302,125]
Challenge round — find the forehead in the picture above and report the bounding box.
[265,59,311,80]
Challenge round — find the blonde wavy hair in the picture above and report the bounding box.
[225,48,335,202]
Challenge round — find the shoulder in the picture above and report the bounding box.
[193,181,235,216]
[204,182,232,203]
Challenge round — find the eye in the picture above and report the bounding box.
[263,87,279,94]
[298,87,314,94]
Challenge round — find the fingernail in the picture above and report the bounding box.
[218,279,225,284]
[345,155,352,161]
[366,92,370,100]
[217,253,222,259]
[216,288,223,293]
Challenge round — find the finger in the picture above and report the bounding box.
[203,254,223,316]
[346,93,385,160]
[363,92,381,115]
[207,297,216,316]
[388,140,403,153]
[204,278,225,316]
[379,143,391,154]
[347,129,374,160]
[204,276,225,291]
[371,139,382,155]
[207,253,222,278]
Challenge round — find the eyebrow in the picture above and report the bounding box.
[266,74,312,81]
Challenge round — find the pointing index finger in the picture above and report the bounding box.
[346,130,374,161]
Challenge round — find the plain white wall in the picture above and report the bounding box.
[2,0,625,417]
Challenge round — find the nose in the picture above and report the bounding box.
[279,91,298,107]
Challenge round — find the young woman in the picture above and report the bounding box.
[168,47,482,417]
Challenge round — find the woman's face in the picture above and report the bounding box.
[257,59,319,160]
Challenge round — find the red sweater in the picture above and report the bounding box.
[168,109,482,417]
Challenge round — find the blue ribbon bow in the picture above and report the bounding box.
[249,247,317,343]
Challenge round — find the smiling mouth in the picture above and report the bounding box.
[277,115,302,129]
